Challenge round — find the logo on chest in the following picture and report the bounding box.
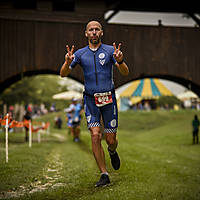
[98,53,106,66]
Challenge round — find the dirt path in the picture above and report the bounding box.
[0,136,66,199]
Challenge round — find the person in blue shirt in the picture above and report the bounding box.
[71,98,83,142]
[65,105,74,135]
[60,20,129,187]
[65,98,83,142]
[66,111,73,134]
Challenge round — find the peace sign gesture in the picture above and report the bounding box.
[113,43,123,63]
[65,45,75,65]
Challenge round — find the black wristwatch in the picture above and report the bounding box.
[117,59,124,65]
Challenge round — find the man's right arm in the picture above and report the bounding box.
[60,45,75,77]
[60,61,71,77]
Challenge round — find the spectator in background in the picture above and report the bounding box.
[9,105,14,116]
[40,103,48,115]
[23,111,32,142]
[55,115,63,129]
[27,104,33,113]
[65,98,82,142]
[192,115,199,144]
[50,103,56,112]
[65,107,73,135]
[72,98,83,142]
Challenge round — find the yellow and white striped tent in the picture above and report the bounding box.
[120,78,173,105]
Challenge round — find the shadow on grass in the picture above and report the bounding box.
[75,139,92,156]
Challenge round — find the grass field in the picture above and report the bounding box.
[0,110,200,200]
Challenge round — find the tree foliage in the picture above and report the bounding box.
[157,95,182,109]
[0,75,67,109]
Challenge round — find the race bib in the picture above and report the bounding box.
[94,91,113,107]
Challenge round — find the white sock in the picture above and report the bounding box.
[101,172,108,176]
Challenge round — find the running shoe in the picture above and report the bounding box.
[108,147,120,170]
[95,174,110,187]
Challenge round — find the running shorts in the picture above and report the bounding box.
[83,92,118,133]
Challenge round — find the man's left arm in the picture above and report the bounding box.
[115,61,129,76]
[113,43,129,76]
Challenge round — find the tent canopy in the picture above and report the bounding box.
[120,78,173,99]
[177,90,198,100]
[52,91,82,100]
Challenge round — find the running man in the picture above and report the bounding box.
[64,105,73,135]
[65,98,82,142]
[60,20,129,187]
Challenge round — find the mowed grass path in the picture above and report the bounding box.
[0,110,200,199]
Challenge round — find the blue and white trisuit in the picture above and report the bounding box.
[69,44,118,133]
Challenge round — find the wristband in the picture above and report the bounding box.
[117,59,124,65]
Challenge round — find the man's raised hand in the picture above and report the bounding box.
[65,45,75,65]
[113,43,123,63]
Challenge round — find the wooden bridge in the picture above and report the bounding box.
[0,0,200,95]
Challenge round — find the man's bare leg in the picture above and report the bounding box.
[105,132,120,170]
[105,133,118,151]
[90,126,107,173]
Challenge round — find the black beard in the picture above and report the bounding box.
[90,38,100,44]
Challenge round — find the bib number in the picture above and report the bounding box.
[94,91,113,107]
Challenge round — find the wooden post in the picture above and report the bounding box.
[29,120,32,148]
[47,123,50,135]
[38,130,41,143]
[5,113,9,163]
[3,104,7,116]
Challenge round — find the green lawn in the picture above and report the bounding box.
[0,110,200,200]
